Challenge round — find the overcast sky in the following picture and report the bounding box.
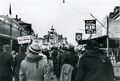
[0,0,119,45]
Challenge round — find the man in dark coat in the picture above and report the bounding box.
[63,45,79,81]
[55,46,68,79]
[0,44,13,81]
[75,40,114,81]
[13,45,27,81]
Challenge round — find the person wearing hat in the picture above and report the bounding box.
[13,45,27,81]
[19,43,50,81]
[60,44,79,81]
[75,40,114,81]
[55,46,69,79]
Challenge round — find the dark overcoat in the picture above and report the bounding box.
[75,49,114,81]
[13,53,26,76]
[0,51,13,77]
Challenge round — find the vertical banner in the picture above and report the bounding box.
[85,20,96,34]
[75,33,82,42]
[9,4,12,15]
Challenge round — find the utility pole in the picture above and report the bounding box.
[107,16,109,57]
[9,3,13,51]
[89,31,92,40]
[90,14,109,56]
[10,17,13,51]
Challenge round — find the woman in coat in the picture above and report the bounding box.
[19,43,50,81]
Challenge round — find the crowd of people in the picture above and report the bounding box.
[0,40,115,81]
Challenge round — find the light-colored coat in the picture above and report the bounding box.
[19,55,50,81]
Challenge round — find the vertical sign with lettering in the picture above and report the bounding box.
[85,20,96,34]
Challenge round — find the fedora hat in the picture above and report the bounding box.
[29,43,41,54]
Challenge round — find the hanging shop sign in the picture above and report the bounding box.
[75,33,82,42]
[85,19,96,34]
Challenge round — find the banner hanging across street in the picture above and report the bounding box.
[85,19,96,34]
[75,33,82,42]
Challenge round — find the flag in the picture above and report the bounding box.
[9,4,12,15]
[75,33,82,42]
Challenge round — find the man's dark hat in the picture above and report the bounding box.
[86,40,98,48]
[68,44,74,52]
[19,45,26,52]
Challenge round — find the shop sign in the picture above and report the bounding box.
[85,19,96,34]
[17,35,31,44]
[75,33,82,42]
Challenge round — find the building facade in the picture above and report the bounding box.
[90,6,120,47]
[42,26,68,48]
[0,15,34,52]
[109,6,120,20]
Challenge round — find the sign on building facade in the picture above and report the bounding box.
[17,35,31,44]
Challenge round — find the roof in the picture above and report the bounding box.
[13,18,31,25]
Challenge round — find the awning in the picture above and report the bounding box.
[78,35,119,48]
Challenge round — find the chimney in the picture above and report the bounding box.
[16,15,18,19]
[19,18,21,21]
